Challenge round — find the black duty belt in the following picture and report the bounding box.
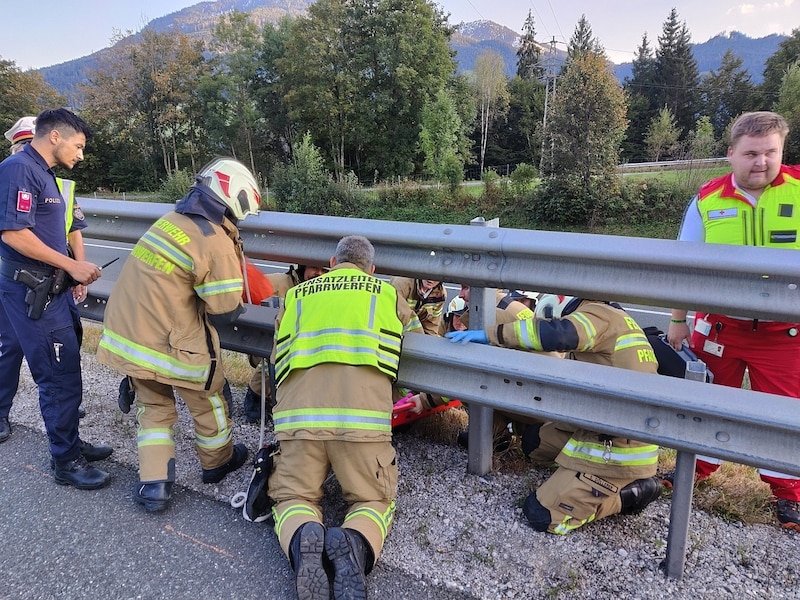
[0,257,55,281]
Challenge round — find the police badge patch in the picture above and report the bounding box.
[16,191,32,212]
[73,204,85,221]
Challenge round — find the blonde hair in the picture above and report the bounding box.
[729,111,789,148]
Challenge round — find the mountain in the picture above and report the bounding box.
[613,31,786,84]
[37,0,785,103]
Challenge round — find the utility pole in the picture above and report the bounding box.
[539,37,558,174]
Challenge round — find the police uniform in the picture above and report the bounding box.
[97,190,246,483]
[684,167,800,499]
[268,262,416,568]
[390,276,446,336]
[488,300,661,534]
[0,144,83,461]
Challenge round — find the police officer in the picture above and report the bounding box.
[268,235,418,600]
[0,109,110,488]
[1,116,94,425]
[97,157,259,511]
[448,294,663,534]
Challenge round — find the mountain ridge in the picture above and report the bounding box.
[35,0,785,102]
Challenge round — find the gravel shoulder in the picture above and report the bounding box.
[7,349,800,599]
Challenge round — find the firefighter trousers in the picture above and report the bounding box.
[131,370,234,482]
[269,438,398,565]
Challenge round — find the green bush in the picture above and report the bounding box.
[156,169,194,203]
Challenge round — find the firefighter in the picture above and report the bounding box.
[97,157,260,512]
[242,264,326,424]
[389,276,447,336]
[447,294,663,534]
[268,235,418,600]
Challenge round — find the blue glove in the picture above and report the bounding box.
[446,330,489,345]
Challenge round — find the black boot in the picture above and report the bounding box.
[53,455,110,490]
[290,522,330,600]
[118,376,136,414]
[80,439,113,461]
[324,527,372,600]
[202,443,249,484]
[620,476,663,515]
[0,417,10,443]
[243,387,261,423]
[135,481,173,512]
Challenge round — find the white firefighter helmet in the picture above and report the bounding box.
[195,157,261,221]
[534,294,581,320]
[448,296,466,315]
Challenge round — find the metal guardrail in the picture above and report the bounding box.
[76,198,800,579]
[618,157,728,172]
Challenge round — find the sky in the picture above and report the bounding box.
[1,0,797,69]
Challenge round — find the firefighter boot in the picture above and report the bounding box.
[522,491,552,532]
[289,522,330,600]
[776,499,800,531]
[202,443,249,484]
[620,476,663,515]
[324,527,373,600]
[243,387,261,423]
[135,481,173,513]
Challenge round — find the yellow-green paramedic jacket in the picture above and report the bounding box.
[488,301,660,479]
[96,212,245,391]
[273,263,408,441]
[696,165,800,247]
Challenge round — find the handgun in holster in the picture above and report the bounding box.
[14,269,52,320]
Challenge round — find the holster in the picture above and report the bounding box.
[14,270,51,320]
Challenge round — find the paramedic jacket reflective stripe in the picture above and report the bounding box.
[274,267,404,386]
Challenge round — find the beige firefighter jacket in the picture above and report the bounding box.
[97,212,245,391]
[390,276,446,336]
[488,301,659,479]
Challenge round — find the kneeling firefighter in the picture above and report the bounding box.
[447,294,663,534]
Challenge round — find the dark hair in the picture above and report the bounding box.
[34,108,92,141]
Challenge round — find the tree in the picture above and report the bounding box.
[492,75,545,167]
[80,29,209,189]
[516,10,543,81]
[654,9,699,137]
[761,28,800,107]
[0,58,66,134]
[688,115,717,159]
[622,33,659,161]
[545,52,627,187]
[700,49,758,139]
[419,88,464,189]
[200,11,265,175]
[774,60,800,164]
[278,0,457,180]
[473,49,510,173]
[645,106,680,161]
[565,15,603,64]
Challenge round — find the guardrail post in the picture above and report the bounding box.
[467,217,499,475]
[664,358,705,579]
[664,450,697,579]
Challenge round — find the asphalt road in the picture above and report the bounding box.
[0,425,474,600]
